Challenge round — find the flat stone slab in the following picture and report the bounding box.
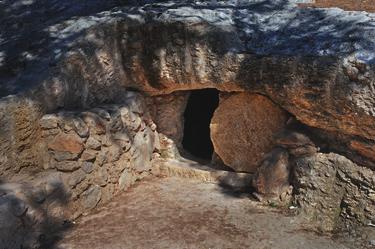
[153,159,253,189]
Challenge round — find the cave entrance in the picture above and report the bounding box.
[182,88,219,161]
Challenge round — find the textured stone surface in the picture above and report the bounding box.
[211,93,288,173]
[55,161,81,172]
[146,92,190,147]
[0,0,375,175]
[154,159,253,189]
[252,147,291,199]
[275,130,318,157]
[293,153,375,232]
[82,185,102,210]
[0,0,374,240]
[48,133,84,154]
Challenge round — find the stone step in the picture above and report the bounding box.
[152,159,253,189]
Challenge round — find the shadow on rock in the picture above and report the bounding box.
[0,177,72,249]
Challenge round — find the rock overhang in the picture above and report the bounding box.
[0,0,374,165]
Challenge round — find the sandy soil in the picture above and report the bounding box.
[57,177,355,249]
[300,0,375,12]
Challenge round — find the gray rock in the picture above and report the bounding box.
[82,185,102,210]
[132,131,153,172]
[107,145,121,163]
[55,161,81,172]
[94,167,108,187]
[80,150,97,162]
[95,151,108,166]
[112,133,131,150]
[73,117,89,138]
[293,153,375,232]
[81,162,94,174]
[52,151,80,161]
[68,170,86,188]
[40,114,59,129]
[86,136,101,150]
[118,169,136,191]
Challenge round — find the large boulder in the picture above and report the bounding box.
[293,153,375,232]
[210,93,288,173]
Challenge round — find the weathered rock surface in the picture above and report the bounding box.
[252,147,291,199]
[0,0,374,240]
[275,130,318,157]
[211,93,288,173]
[146,91,190,147]
[0,0,374,174]
[154,158,253,189]
[293,153,375,232]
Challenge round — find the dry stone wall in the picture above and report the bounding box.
[39,92,159,215]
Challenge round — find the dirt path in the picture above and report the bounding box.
[57,177,353,249]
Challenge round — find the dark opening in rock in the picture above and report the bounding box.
[182,88,219,160]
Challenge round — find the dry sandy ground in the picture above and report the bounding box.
[57,177,356,249]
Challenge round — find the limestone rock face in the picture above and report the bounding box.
[293,153,375,232]
[210,93,288,173]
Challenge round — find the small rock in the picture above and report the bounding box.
[41,128,60,137]
[68,170,86,188]
[80,150,97,162]
[81,112,106,135]
[102,135,112,147]
[55,161,81,172]
[52,151,79,161]
[73,117,89,138]
[81,162,94,174]
[48,133,84,154]
[86,136,101,150]
[40,114,59,129]
[82,185,101,210]
[95,151,108,166]
[107,145,121,162]
[119,170,136,191]
[94,167,108,187]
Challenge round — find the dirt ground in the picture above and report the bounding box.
[300,0,375,12]
[57,177,360,249]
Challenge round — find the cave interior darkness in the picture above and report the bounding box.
[182,88,219,160]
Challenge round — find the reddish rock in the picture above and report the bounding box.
[210,93,288,173]
[80,150,97,162]
[349,140,375,162]
[48,133,84,154]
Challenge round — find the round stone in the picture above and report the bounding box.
[210,93,288,173]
